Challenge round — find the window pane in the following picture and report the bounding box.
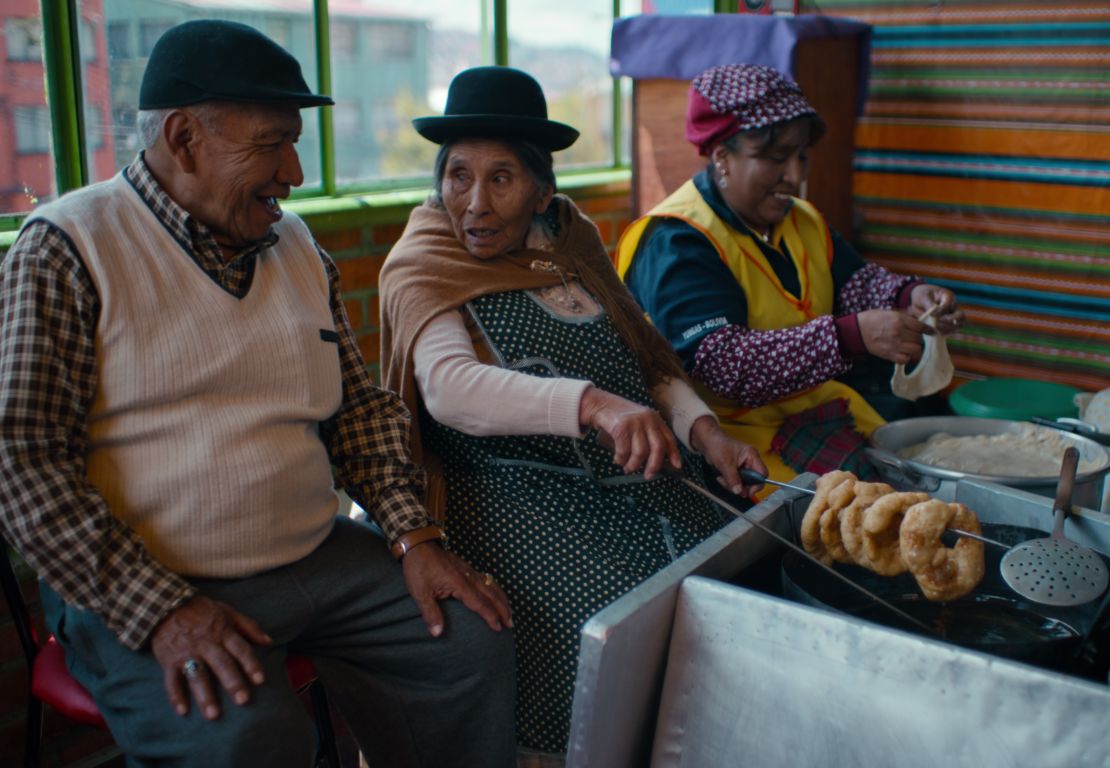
[4,15,43,60]
[0,3,56,213]
[641,0,712,12]
[14,106,51,152]
[107,21,130,58]
[79,18,97,62]
[78,2,116,184]
[508,0,614,168]
[85,103,106,150]
[618,1,645,166]
[330,1,486,187]
[83,0,322,190]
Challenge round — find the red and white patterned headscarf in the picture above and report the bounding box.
[685,63,817,157]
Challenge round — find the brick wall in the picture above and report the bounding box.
[0,183,631,766]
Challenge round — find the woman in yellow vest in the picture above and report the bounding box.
[618,63,964,488]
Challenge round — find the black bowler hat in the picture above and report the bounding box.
[413,66,579,151]
[139,20,334,110]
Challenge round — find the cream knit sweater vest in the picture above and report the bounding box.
[31,174,342,577]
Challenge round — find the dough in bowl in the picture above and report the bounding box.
[899,423,1101,476]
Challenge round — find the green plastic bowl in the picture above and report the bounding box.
[948,378,1080,421]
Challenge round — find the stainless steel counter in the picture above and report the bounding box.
[567,477,1110,768]
[568,481,796,768]
[653,577,1110,768]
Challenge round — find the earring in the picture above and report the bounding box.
[715,163,728,189]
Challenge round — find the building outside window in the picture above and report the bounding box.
[508,0,617,168]
[78,1,121,186]
[5,17,43,61]
[333,2,458,186]
[0,2,55,213]
[331,20,357,61]
[85,105,104,150]
[1,0,638,216]
[79,18,97,61]
[14,106,51,153]
[107,21,131,58]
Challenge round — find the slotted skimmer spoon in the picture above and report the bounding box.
[1000,447,1110,607]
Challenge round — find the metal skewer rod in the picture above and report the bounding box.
[945,528,1010,550]
[680,478,939,637]
[739,470,1010,550]
[740,470,815,497]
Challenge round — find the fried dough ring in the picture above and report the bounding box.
[900,500,985,602]
[861,491,930,576]
[817,479,858,563]
[837,481,895,568]
[801,470,856,564]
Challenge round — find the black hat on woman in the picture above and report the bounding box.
[413,66,579,151]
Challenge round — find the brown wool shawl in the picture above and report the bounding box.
[380,195,686,516]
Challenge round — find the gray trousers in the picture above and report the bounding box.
[42,516,517,768]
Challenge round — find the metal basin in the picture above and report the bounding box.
[569,477,1110,768]
[652,577,1110,768]
[868,416,1110,509]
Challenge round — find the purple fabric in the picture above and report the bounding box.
[835,314,867,359]
[691,263,917,404]
[834,262,915,316]
[691,315,852,407]
[610,14,872,115]
[686,64,817,155]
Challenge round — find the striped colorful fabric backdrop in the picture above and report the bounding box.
[801,0,1109,392]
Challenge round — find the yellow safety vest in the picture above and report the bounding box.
[617,181,884,486]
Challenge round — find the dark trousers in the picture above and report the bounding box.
[42,516,517,768]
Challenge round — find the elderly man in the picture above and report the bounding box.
[0,20,515,768]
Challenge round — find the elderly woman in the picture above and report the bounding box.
[617,63,964,487]
[380,66,766,759]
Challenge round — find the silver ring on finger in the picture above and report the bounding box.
[182,658,204,680]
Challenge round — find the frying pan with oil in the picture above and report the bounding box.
[780,523,1104,673]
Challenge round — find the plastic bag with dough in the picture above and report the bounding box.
[891,315,953,401]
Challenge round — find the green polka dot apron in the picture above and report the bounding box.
[423,288,729,753]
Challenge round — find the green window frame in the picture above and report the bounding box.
[1,0,656,237]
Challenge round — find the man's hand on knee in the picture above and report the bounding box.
[150,596,272,720]
[402,544,513,637]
